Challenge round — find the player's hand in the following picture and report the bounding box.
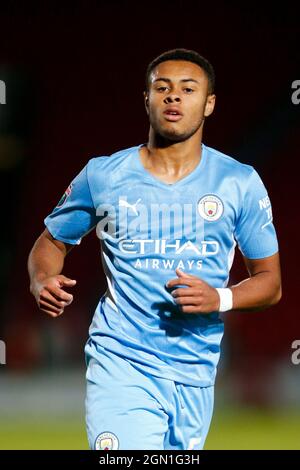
[166,268,220,314]
[30,274,77,318]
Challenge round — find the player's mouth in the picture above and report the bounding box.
[163,107,183,122]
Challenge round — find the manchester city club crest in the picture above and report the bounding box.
[95,432,119,450]
[197,194,224,221]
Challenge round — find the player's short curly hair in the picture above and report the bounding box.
[145,48,215,94]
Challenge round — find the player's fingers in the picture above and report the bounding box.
[38,298,64,314]
[40,289,69,308]
[171,287,201,298]
[45,285,74,303]
[39,305,63,318]
[58,276,77,287]
[166,277,197,288]
[180,305,203,313]
[175,296,202,306]
[175,268,201,280]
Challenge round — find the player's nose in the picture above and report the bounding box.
[164,95,181,104]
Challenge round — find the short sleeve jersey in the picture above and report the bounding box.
[44,144,278,386]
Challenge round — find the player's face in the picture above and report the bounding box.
[145,60,215,142]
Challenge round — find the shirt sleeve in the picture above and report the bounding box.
[234,168,279,259]
[44,162,98,245]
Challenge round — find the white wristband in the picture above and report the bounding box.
[216,288,233,312]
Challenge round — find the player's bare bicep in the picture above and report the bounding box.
[243,252,281,279]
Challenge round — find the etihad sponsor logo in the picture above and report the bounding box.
[119,239,219,256]
[133,257,203,270]
[119,239,219,271]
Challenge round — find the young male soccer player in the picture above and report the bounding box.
[28,48,281,450]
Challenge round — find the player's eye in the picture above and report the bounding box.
[156,86,169,92]
[183,87,194,93]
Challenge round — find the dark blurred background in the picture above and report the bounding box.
[0,1,299,449]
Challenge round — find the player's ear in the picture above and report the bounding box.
[204,94,216,117]
[144,91,149,115]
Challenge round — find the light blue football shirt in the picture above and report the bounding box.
[44,143,279,387]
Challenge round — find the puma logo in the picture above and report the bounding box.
[119,198,141,215]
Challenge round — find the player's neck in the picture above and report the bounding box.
[144,130,203,175]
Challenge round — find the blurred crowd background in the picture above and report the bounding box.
[0,1,299,449]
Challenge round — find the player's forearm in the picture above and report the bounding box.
[230,272,282,311]
[28,234,66,287]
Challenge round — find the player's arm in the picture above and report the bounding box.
[28,228,77,318]
[229,168,282,311]
[166,255,281,314]
[230,252,281,310]
[28,161,99,317]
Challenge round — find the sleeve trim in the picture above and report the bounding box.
[45,222,81,245]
